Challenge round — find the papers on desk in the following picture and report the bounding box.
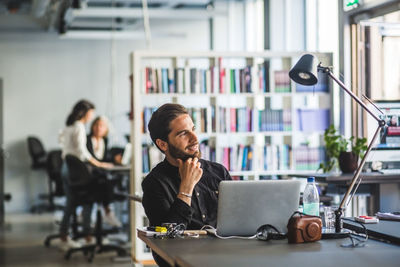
[137,227,167,237]
[376,212,400,221]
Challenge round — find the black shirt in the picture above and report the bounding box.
[86,135,112,162]
[141,158,232,229]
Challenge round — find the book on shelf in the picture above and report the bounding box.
[259,144,291,171]
[297,109,330,132]
[220,144,254,171]
[220,144,290,172]
[231,176,249,181]
[259,109,292,132]
[144,65,255,94]
[274,70,291,93]
[199,140,215,162]
[258,61,270,93]
[217,107,253,133]
[142,107,156,133]
[293,146,325,171]
[142,144,164,173]
[187,107,208,133]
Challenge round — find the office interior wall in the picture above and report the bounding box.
[0,20,211,212]
[0,1,257,212]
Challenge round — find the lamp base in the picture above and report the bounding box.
[321,228,351,239]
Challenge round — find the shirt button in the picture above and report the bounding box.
[202,214,206,219]
[196,192,200,197]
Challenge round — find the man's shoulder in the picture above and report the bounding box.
[142,161,166,187]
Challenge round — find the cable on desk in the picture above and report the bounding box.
[341,218,369,248]
[200,225,257,240]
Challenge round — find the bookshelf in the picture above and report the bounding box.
[129,51,333,261]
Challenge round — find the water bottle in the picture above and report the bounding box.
[303,177,320,216]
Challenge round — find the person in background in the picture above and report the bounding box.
[58,100,112,251]
[87,116,122,164]
[86,116,122,227]
[141,103,232,266]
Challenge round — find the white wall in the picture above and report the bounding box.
[0,0,262,212]
[0,18,211,212]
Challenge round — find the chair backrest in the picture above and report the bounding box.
[46,150,64,196]
[27,136,46,168]
[65,155,93,187]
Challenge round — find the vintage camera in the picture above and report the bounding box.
[287,213,322,244]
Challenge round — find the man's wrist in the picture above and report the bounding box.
[179,184,194,195]
[178,192,192,198]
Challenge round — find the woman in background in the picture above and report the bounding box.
[59,100,112,251]
[87,116,122,227]
[87,116,122,164]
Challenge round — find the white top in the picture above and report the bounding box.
[59,121,93,161]
[91,136,105,160]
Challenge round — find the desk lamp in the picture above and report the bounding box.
[289,54,386,235]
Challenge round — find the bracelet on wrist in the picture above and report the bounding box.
[179,192,192,198]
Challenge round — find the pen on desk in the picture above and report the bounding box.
[183,230,208,235]
[147,226,168,233]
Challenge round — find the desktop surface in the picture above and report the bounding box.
[138,232,399,267]
[343,219,400,245]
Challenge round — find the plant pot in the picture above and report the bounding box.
[338,152,358,173]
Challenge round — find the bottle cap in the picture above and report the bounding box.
[307,177,315,183]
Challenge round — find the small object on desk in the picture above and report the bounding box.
[137,227,167,237]
[355,216,379,224]
[183,230,208,235]
[147,226,168,233]
[376,212,400,221]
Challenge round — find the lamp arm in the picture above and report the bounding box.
[318,66,383,123]
[338,125,382,211]
[318,66,386,233]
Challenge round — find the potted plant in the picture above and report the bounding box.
[319,125,368,173]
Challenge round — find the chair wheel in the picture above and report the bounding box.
[117,249,127,257]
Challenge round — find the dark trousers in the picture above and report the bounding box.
[59,162,117,236]
[59,162,93,236]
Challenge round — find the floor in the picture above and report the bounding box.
[0,213,148,267]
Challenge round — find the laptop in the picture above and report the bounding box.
[215,180,301,237]
[121,143,132,166]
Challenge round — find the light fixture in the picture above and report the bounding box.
[289,54,386,236]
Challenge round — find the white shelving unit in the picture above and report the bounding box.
[129,50,333,261]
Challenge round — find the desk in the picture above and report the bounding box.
[138,232,399,267]
[343,219,400,245]
[289,172,400,213]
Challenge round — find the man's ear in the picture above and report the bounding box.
[155,139,168,153]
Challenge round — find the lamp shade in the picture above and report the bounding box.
[289,54,319,86]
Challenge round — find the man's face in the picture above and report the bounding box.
[165,114,200,161]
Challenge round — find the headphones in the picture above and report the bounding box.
[256,224,286,241]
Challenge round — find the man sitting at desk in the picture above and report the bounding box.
[142,103,232,230]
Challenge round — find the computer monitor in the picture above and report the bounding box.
[366,101,400,162]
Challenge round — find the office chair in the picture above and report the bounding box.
[46,150,65,210]
[27,136,51,213]
[63,155,127,262]
[27,136,47,169]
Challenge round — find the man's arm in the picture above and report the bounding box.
[142,177,194,227]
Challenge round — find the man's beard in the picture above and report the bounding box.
[167,142,201,161]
